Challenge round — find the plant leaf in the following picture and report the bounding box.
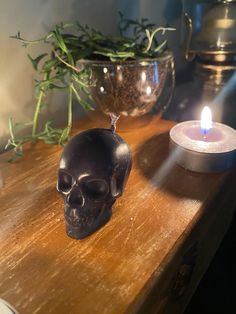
[27,53,48,71]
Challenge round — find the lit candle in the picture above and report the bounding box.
[169,106,236,173]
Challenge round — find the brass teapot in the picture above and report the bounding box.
[183,0,236,62]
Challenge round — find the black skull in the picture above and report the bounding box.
[57,128,132,239]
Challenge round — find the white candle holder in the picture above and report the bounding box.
[169,120,236,173]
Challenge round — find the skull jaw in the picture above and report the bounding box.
[65,207,112,240]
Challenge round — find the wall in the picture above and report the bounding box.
[0,0,183,149]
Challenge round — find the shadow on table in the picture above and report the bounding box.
[135,132,222,201]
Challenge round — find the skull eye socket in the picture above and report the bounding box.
[83,179,109,200]
[58,170,73,193]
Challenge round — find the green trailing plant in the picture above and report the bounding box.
[6,13,175,161]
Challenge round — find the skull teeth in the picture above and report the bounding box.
[66,213,94,228]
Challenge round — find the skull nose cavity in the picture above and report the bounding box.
[69,208,78,220]
[67,188,84,207]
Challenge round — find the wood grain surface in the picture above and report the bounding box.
[0,115,235,314]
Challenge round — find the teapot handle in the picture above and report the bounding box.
[183,13,196,62]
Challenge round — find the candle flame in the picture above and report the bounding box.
[201,106,212,135]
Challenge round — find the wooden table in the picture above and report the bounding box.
[0,116,236,314]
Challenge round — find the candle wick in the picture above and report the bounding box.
[109,113,120,133]
[202,128,208,139]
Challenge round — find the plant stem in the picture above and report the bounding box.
[32,73,48,139]
[32,89,44,138]
[67,83,73,132]
[54,49,80,73]
[58,83,73,145]
[8,118,15,142]
[144,27,175,53]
